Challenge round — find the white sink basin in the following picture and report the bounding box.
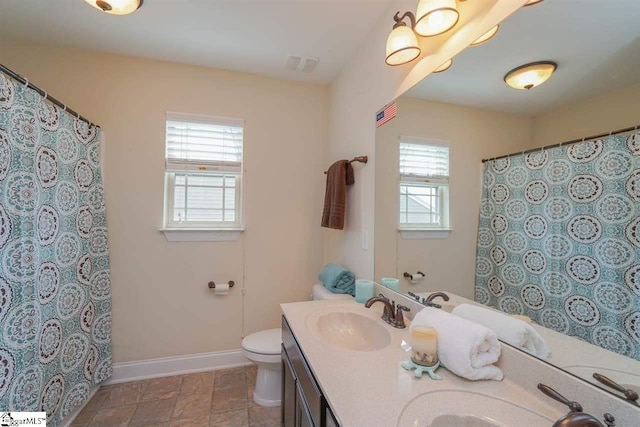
[314,311,391,351]
[398,390,554,427]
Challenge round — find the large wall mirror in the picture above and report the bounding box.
[374,0,640,405]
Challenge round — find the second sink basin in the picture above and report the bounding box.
[315,311,391,351]
[398,389,554,427]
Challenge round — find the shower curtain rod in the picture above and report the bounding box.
[0,63,99,128]
[482,123,639,163]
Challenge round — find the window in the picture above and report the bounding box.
[164,112,243,230]
[399,137,449,230]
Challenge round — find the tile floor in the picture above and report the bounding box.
[71,365,281,427]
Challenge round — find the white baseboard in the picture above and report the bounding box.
[104,349,251,385]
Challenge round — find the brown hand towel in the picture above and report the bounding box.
[321,160,355,230]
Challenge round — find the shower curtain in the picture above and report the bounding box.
[0,73,112,424]
[475,133,640,360]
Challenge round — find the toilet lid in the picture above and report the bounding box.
[242,328,281,355]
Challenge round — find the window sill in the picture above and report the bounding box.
[159,228,244,242]
[399,228,452,239]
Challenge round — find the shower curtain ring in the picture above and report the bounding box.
[23,78,29,88]
[42,90,47,100]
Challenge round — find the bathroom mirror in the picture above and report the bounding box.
[374,0,640,404]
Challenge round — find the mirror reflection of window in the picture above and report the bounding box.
[399,137,450,230]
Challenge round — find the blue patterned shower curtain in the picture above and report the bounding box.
[475,133,640,360]
[0,73,112,425]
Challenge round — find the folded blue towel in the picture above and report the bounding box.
[318,263,355,296]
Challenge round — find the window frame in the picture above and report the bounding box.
[398,137,451,232]
[162,112,244,232]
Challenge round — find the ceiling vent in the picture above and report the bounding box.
[285,55,320,73]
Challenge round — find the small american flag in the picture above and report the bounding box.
[376,102,397,128]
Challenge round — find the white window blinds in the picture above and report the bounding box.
[166,112,243,173]
[164,113,244,229]
[399,139,449,184]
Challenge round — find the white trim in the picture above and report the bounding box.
[400,229,452,239]
[104,349,250,385]
[400,135,449,147]
[166,111,245,127]
[160,228,244,242]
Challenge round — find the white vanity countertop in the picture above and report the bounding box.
[281,299,564,427]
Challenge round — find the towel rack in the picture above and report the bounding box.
[324,156,368,174]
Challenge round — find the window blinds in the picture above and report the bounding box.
[165,113,243,173]
[399,140,449,183]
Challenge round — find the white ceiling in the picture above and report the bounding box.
[404,0,640,116]
[0,0,395,84]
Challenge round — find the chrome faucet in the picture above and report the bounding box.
[365,294,410,329]
[537,384,615,427]
[424,292,450,309]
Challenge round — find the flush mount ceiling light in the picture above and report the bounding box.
[415,0,460,37]
[84,0,143,15]
[433,58,453,73]
[504,61,557,90]
[470,25,499,46]
[385,12,422,66]
[523,0,544,6]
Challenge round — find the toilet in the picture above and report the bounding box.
[241,283,353,406]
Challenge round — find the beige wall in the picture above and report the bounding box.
[375,96,532,298]
[0,38,328,363]
[326,0,528,278]
[532,80,640,148]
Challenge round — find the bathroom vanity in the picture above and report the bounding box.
[282,317,339,427]
[280,294,640,426]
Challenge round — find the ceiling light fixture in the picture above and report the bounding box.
[385,12,422,66]
[415,0,460,37]
[504,61,557,90]
[523,0,544,6]
[433,58,453,73]
[84,0,143,15]
[470,25,499,46]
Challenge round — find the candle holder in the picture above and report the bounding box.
[402,325,442,379]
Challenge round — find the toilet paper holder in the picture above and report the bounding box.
[208,280,235,289]
[403,271,425,280]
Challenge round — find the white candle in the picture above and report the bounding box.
[411,325,438,366]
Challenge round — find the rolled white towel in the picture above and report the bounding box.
[451,303,551,359]
[412,307,503,381]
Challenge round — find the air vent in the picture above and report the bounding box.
[285,55,320,73]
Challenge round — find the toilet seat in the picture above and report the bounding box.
[242,328,281,355]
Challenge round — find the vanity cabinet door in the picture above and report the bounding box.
[325,406,338,427]
[296,382,315,427]
[282,348,296,427]
[283,317,322,426]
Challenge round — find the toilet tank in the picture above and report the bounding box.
[311,283,353,301]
